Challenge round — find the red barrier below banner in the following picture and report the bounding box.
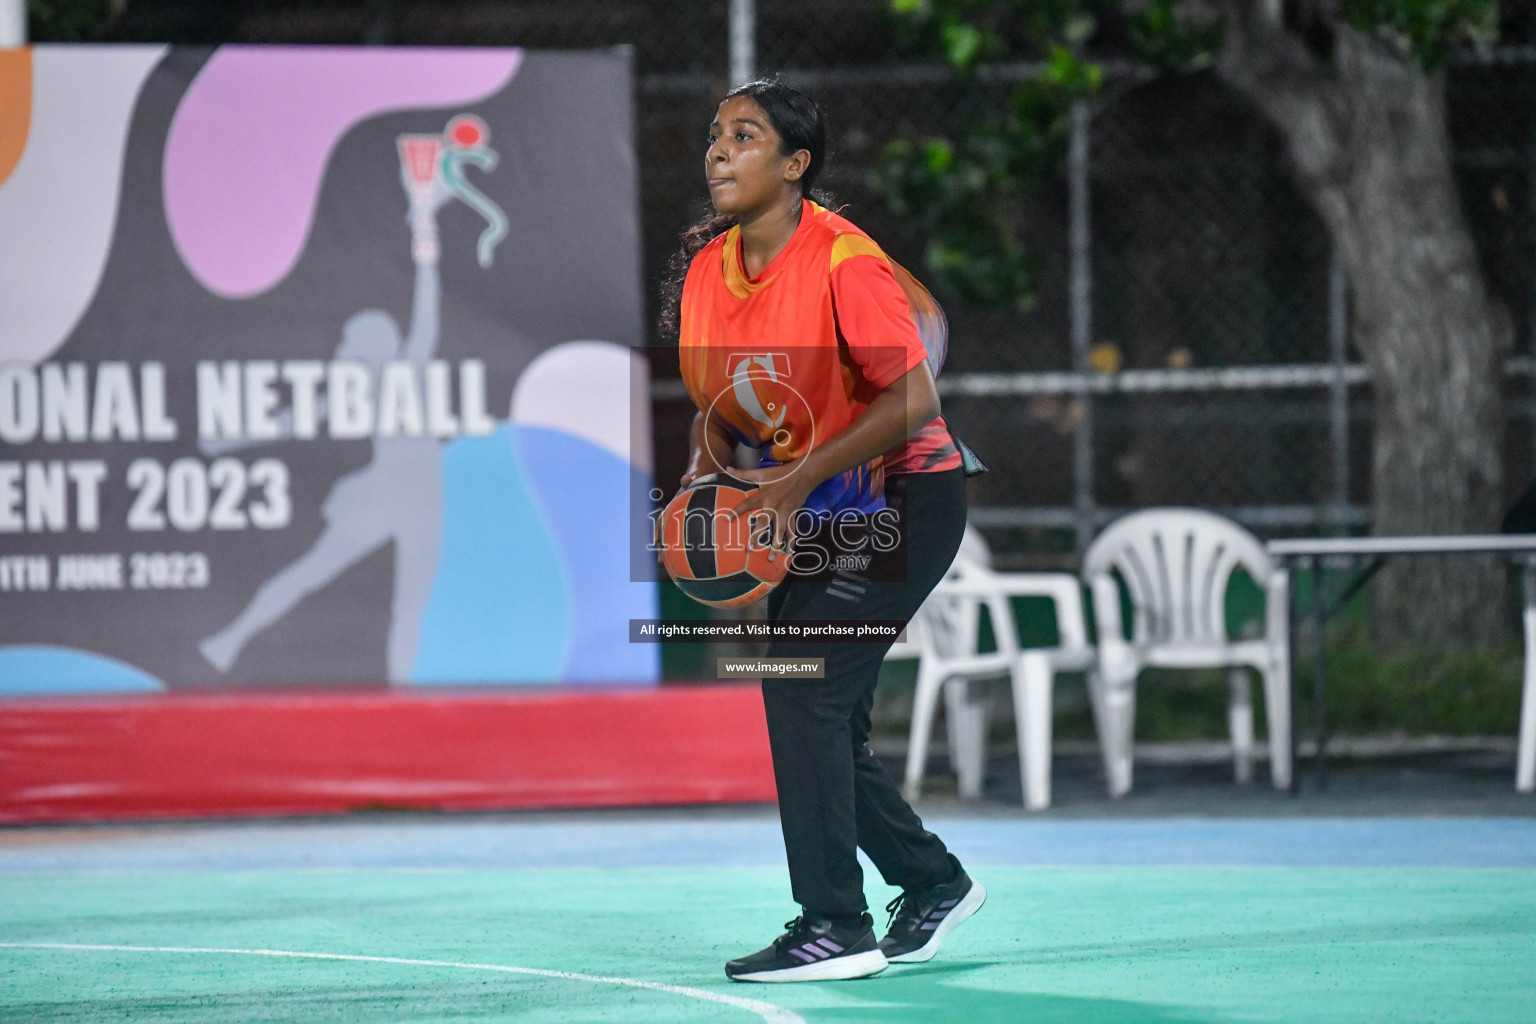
[0,685,778,824]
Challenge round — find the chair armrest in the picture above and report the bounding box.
[931,570,1089,652]
[926,579,1015,654]
[990,571,1090,650]
[931,573,1077,602]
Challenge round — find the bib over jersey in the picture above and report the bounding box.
[679,201,961,516]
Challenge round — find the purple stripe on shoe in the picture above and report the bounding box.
[939,898,959,908]
[816,937,844,953]
[919,922,940,930]
[790,948,817,963]
[803,944,831,959]
[927,909,950,921]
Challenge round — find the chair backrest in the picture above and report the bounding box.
[954,524,992,573]
[1082,508,1274,646]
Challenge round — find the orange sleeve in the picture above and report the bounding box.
[829,236,930,391]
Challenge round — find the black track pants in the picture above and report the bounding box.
[762,468,968,919]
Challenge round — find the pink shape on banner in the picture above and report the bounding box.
[164,46,520,299]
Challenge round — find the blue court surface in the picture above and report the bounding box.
[3,812,1536,871]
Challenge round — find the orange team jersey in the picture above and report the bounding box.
[678,200,961,516]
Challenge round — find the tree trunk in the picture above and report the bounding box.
[1217,11,1508,646]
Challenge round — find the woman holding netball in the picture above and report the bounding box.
[660,79,986,982]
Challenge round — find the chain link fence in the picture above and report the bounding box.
[95,0,1536,567]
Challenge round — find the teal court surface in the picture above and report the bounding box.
[3,811,1536,1023]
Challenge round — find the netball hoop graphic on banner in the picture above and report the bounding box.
[398,114,507,267]
[0,46,656,692]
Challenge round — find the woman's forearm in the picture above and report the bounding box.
[685,410,739,482]
[801,361,941,487]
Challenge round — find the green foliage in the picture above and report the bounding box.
[867,132,1043,310]
[874,0,1498,311]
[1102,630,1517,742]
[1127,0,1224,73]
[875,563,1519,742]
[1342,0,1498,70]
[1294,622,1522,737]
[872,1,1107,310]
[875,627,1522,744]
[26,0,115,42]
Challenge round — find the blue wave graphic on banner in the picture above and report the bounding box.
[410,424,658,686]
[0,646,167,694]
[514,425,658,684]
[410,426,568,684]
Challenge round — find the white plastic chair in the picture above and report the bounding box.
[1083,508,1292,797]
[883,528,988,795]
[895,526,1095,810]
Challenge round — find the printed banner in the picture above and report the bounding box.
[0,45,657,692]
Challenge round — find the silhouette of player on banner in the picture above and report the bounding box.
[200,115,506,683]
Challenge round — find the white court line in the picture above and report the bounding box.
[0,942,805,1024]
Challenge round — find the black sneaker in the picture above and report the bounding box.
[879,869,986,963]
[725,913,888,983]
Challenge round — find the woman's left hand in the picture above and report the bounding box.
[727,460,819,558]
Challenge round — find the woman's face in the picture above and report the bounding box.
[705,95,808,218]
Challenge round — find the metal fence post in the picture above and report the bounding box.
[1328,252,1350,535]
[1068,100,1096,552]
[729,0,754,87]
